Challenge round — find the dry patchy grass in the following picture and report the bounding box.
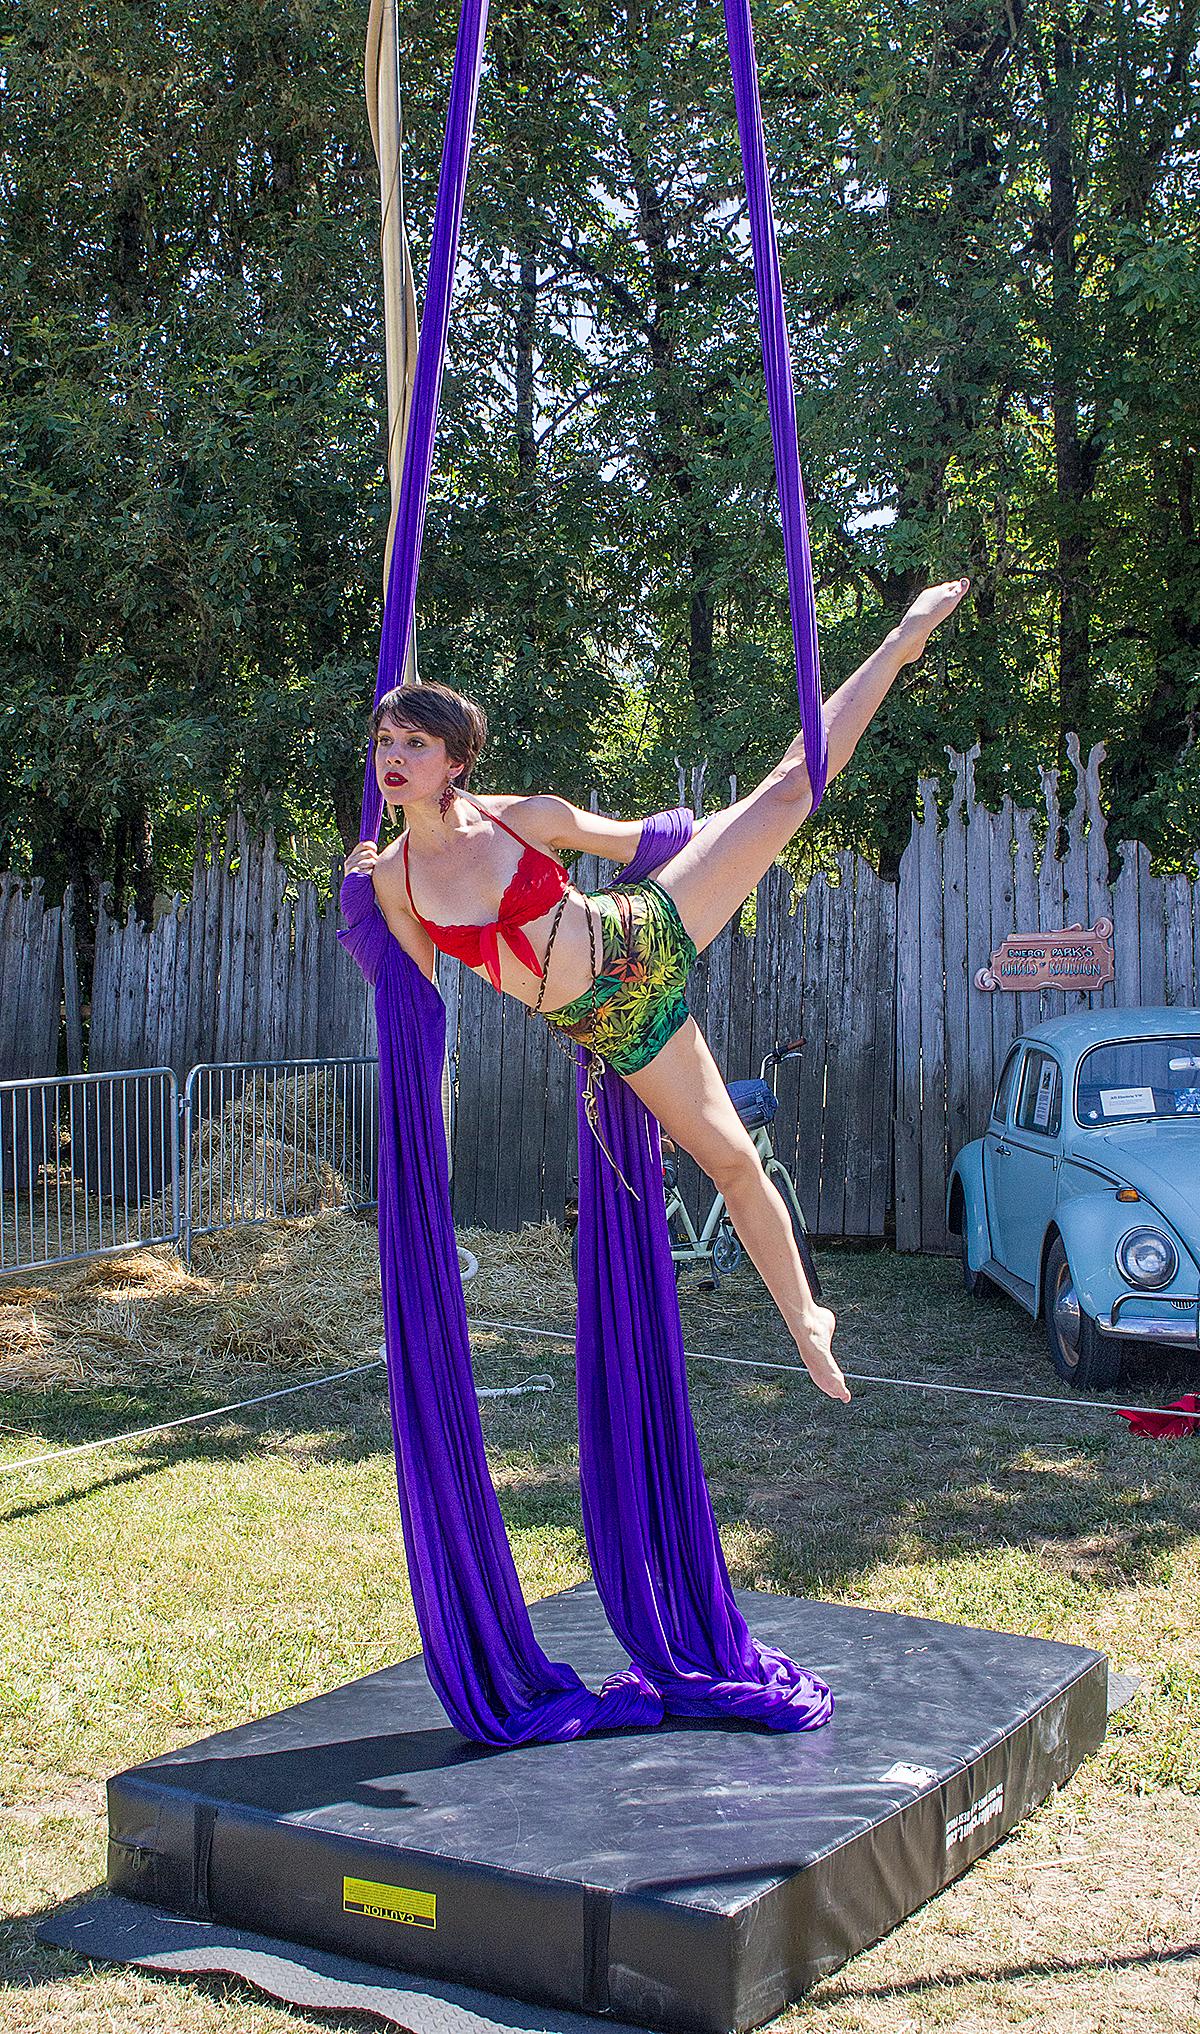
[1,1217,1197,2032]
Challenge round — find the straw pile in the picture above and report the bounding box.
[0,1215,584,1397]
[0,1051,580,1398]
[0,1055,768,1397]
[0,1211,384,1395]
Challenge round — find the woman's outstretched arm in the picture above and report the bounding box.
[522,796,645,865]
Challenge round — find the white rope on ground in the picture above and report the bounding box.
[2,1285,1189,1478]
[467,1314,1197,1424]
[0,1359,555,1477]
[0,1248,554,1479]
[0,1363,386,1475]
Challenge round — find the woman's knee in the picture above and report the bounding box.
[757,755,812,820]
[707,1135,764,1200]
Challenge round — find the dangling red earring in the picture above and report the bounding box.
[439,777,459,818]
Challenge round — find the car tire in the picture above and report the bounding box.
[1043,1236,1124,1390]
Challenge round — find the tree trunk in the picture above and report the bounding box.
[131,807,156,926]
[515,248,538,481]
[1045,24,1094,751]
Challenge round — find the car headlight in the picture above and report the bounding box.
[1116,1227,1178,1290]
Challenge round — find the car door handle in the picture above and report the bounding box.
[994,1141,1011,1156]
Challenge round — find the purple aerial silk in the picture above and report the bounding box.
[340,872,662,1743]
[359,0,491,844]
[340,836,832,1742]
[341,0,834,1743]
[723,0,827,805]
[361,0,827,839]
[574,818,832,1726]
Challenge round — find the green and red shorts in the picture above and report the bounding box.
[541,878,696,1077]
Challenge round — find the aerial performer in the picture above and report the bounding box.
[346,581,967,1400]
[339,0,969,1750]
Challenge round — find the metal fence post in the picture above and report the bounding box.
[179,1074,193,1267]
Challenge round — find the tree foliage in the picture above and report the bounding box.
[2,0,1198,918]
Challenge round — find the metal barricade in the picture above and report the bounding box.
[180,1058,379,1261]
[0,1069,180,1274]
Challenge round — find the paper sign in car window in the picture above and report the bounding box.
[1100,1086,1156,1118]
[1033,1062,1057,1129]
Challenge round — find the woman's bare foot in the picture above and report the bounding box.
[795,1306,851,1403]
[895,577,970,666]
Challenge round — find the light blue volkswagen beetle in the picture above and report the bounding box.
[947,1008,1200,1389]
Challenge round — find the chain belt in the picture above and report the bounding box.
[527,885,636,1195]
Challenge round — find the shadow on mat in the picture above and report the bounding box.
[133,1720,508,1813]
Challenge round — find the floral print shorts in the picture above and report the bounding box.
[540,878,696,1076]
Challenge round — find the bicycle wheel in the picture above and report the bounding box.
[712,1218,743,1277]
[765,1157,822,1302]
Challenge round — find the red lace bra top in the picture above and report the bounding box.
[402,806,570,991]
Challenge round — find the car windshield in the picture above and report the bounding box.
[1076,1036,1200,1125]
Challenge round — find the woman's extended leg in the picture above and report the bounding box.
[621,1016,849,1402]
[654,579,969,954]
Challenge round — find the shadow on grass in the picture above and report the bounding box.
[812,1939,1200,2005]
[3,1250,1196,1595]
[0,1375,395,1527]
[707,1420,1200,1601]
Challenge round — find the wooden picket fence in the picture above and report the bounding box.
[87,815,374,1077]
[2,745,1198,1248]
[446,740,1198,1246]
[0,877,78,1082]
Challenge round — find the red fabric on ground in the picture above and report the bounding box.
[1113,1394,1200,1437]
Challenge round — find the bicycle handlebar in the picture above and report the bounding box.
[760,1036,805,1080]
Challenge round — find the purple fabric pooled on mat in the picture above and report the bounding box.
[575,816,831,1728]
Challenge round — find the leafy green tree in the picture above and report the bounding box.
[3,0,1198,940]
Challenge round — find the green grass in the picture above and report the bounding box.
[1,1217,1197,2031]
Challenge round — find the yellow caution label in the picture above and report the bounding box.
[342,1876,436,1929]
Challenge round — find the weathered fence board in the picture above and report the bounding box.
[0,877,64,1083]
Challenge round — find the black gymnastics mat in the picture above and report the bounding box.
[99,1585,1107,2034]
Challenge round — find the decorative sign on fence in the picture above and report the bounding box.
[974,920,1115,995]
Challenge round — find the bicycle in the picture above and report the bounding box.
[567,1038,820,1302]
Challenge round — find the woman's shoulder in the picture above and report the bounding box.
[471,791,567,843]
[466,791,540,819]
[373,832,413,911]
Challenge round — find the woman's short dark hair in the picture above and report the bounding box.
[369,682,488,789]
